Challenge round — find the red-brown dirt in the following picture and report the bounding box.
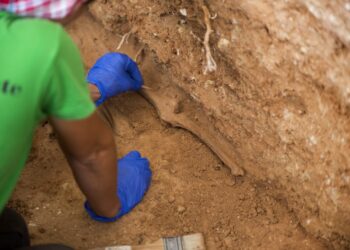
[9,0,350,249]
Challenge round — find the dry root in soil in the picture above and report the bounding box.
[202,5,217,74]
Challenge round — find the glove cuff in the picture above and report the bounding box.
[84,201,122,223]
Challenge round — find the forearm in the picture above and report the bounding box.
[50,111,120,218]
[68,144,120,218]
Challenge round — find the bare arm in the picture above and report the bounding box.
[49,111,120,218]
[88,84,101,102]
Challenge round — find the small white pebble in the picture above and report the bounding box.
[308,135,318,146]
[179,9,187,17]
[218,38,230,50]
[345,3,350,11]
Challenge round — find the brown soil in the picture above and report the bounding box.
[84,0,350,243]
[8,9,335,250]
[11,87,328,250]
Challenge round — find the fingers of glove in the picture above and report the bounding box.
[118,157,150,172]
[123,151,142,159]
[125,58,143,89]
[118,151,150,169]
[88,67,130,97]
[116,73,143,92]
[118,166,151,192]
[117,162,152,212]
[117,152,151,184]
[94,53,128,72]
[88,53,143,96]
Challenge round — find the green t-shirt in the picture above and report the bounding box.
[0,12,96,211]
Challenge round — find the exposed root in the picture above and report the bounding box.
[116,31,132,50]
[142,85,152,90]
[210,12,218,20]
[202,5,217,74]
[134,46,145,63]
[190,30,203,44]
[135,47,152,90]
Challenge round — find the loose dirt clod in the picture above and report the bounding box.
[177,206,186,213]
[168,196,175,203]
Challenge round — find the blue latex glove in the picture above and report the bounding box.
[84,151,152,222]
[87,52,144,106]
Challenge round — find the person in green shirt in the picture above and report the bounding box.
[0,1,152,249]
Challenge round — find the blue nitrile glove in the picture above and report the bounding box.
[87,52,144,106]
[84,151,152,222]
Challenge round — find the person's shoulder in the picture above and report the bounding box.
[7,16,70,66]
[12,17,64,46]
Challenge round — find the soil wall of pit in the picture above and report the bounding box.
[87,0,350,241]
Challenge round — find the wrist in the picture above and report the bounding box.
[84,201,122,222]
[88,83,101,102]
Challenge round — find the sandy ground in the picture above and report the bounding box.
[10,92,329,250]
[84,0,350,243]
[8,9,332,250]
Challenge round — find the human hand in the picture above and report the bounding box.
[87,53,144,106]
[84,151,152,222]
